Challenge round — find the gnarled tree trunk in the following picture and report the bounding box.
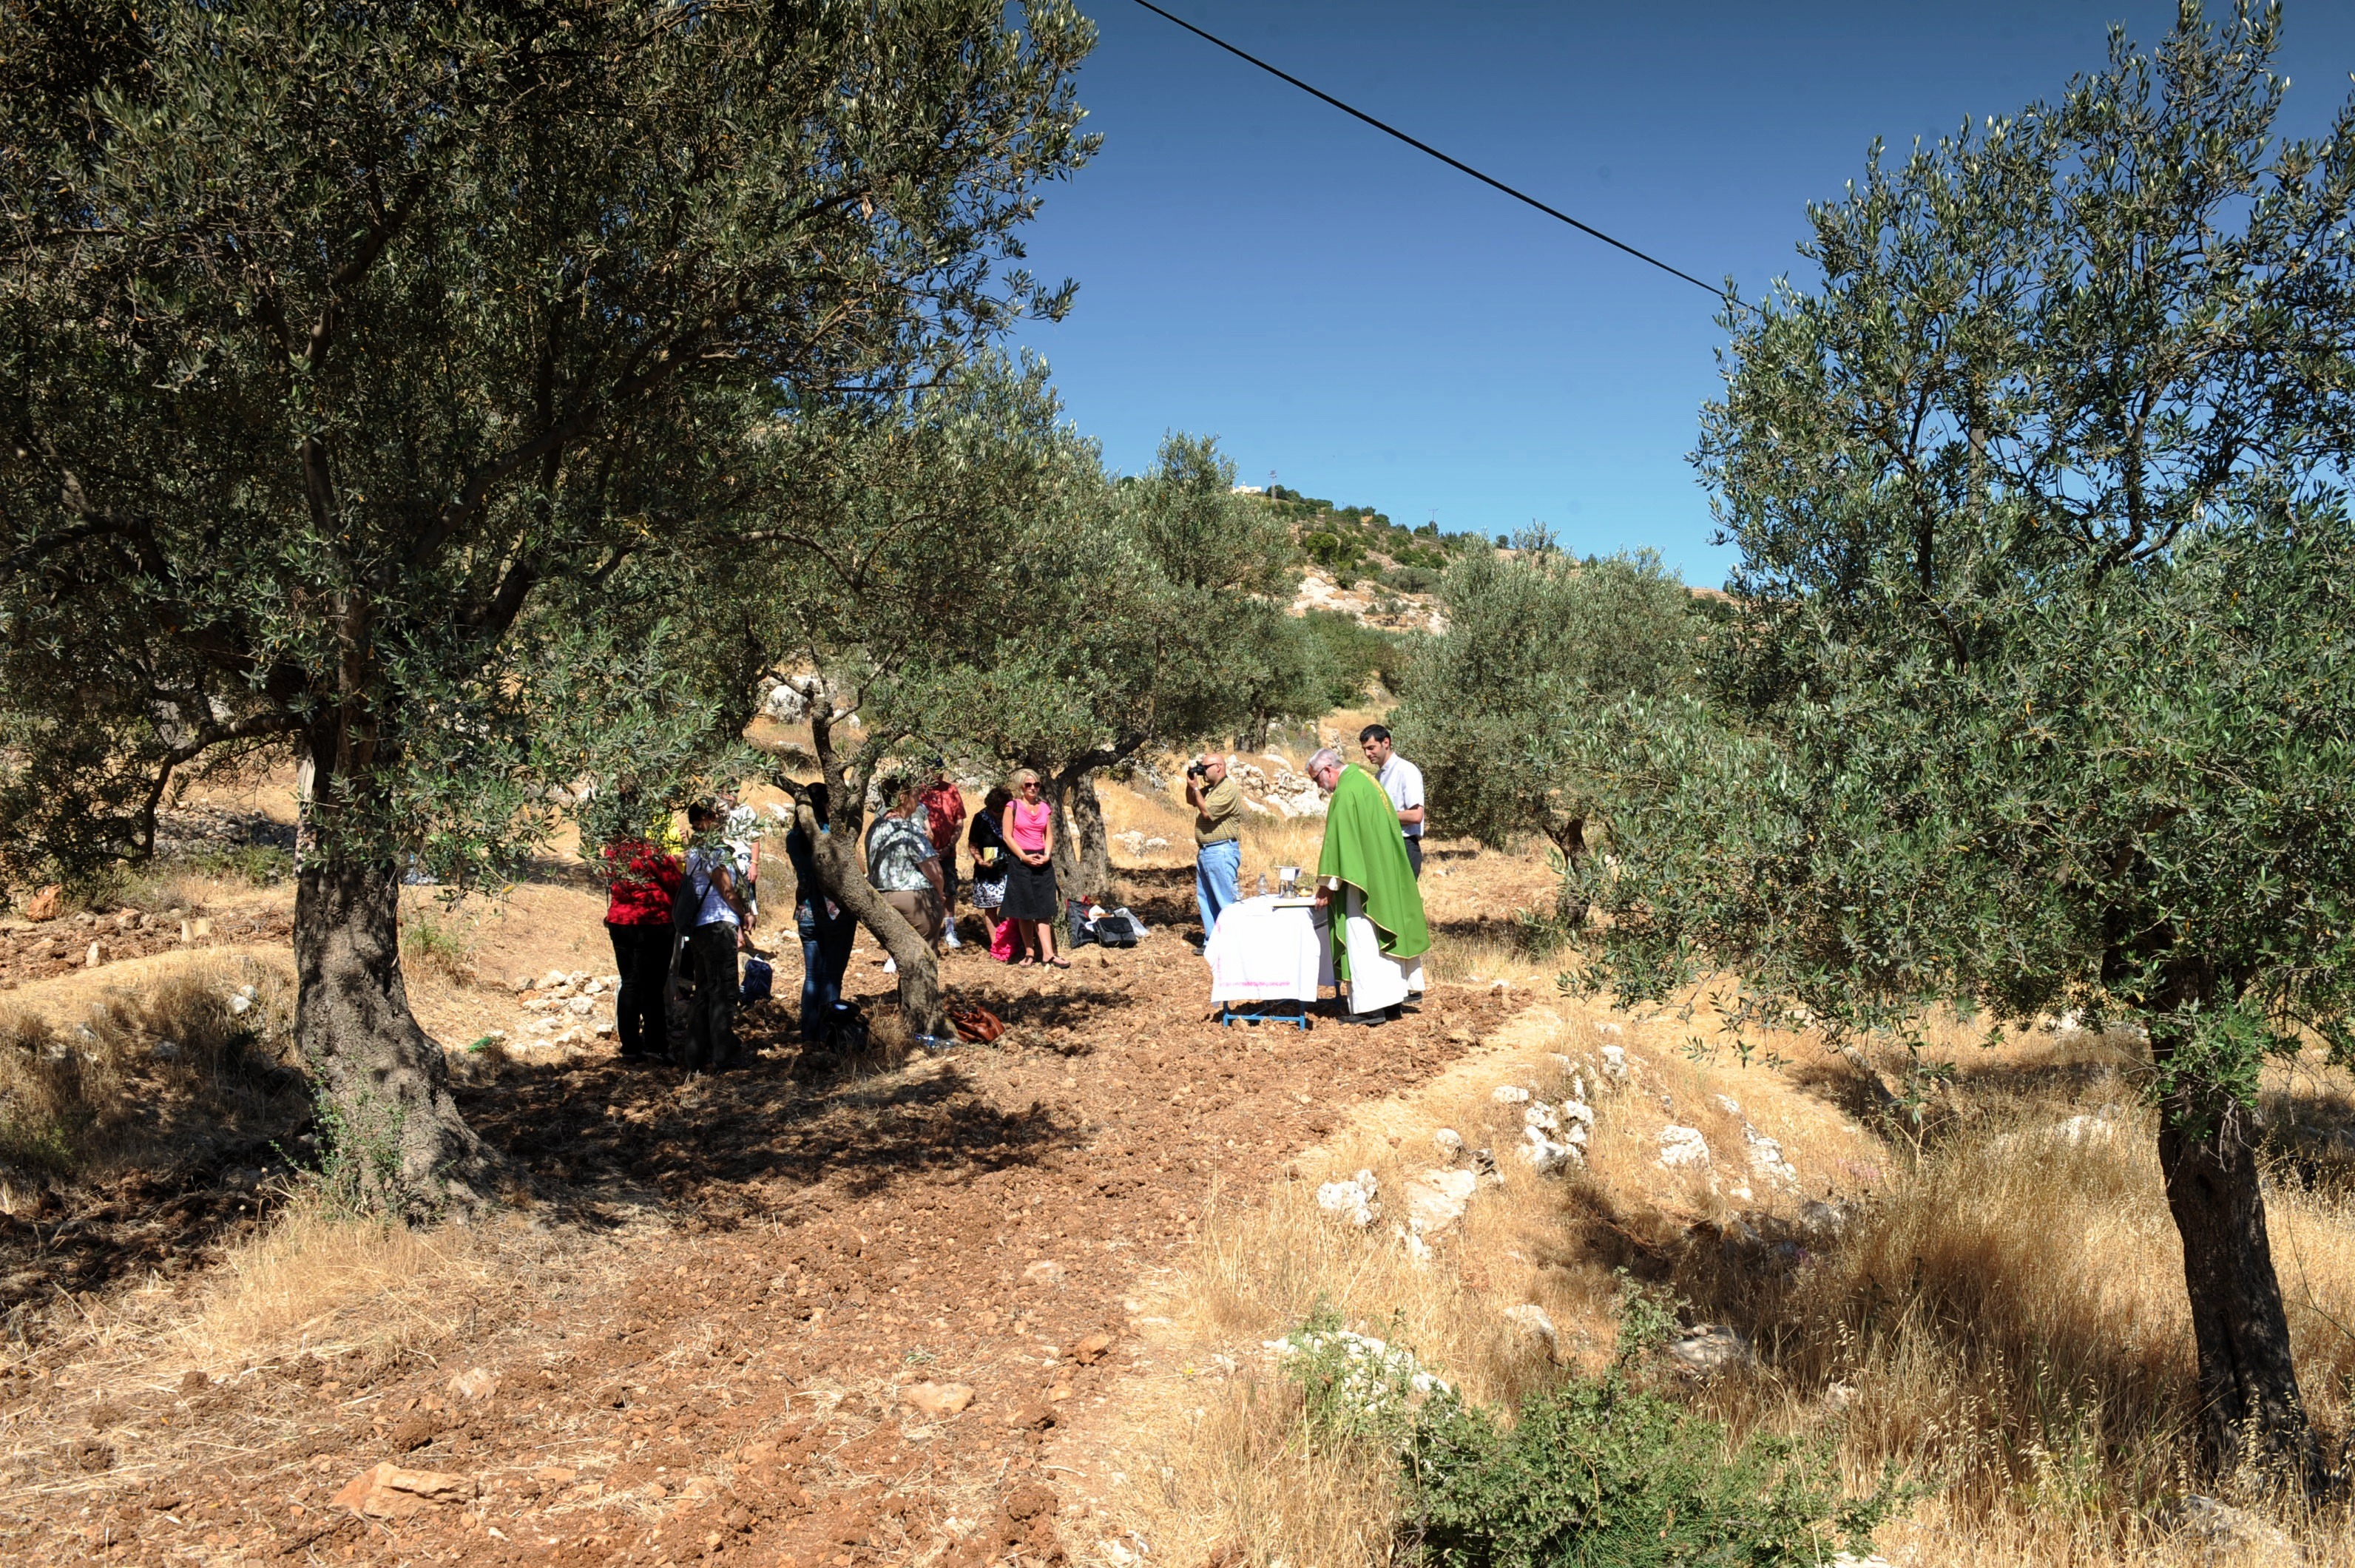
[2151,1039,2318,1484]
[805,820,945,1038]
[294,856,503,1216]
[801,710,945,1040]
[1050,765,1112,901]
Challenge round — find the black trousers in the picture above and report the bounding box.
[681,922,740,1071]
[605,922,672,1059]
[1405,838,1424,878]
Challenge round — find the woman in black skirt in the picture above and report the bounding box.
[998,769,1066,967]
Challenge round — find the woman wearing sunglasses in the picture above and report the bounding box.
[997,770,1067,968]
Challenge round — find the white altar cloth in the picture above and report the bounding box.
[1203,895,1326,1004]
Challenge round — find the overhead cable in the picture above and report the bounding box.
[1128,0,1734,306]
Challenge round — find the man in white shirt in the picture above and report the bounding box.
[1359,724,1426,878]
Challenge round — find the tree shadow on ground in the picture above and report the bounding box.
[0,1133,310,1324]
[456,1006,1086,1232]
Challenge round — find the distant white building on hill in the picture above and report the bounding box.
[1231,484,1266,495]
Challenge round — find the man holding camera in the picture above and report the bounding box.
[1186,752,1243,944]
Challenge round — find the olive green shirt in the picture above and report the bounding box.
[1194,774,1243,846]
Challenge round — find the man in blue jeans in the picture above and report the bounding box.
[783,783,856,1043]
[1186,751,1243,944]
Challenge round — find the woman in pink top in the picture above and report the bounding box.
[998,768,1065,967]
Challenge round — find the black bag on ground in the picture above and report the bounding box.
[811,999,868,1055]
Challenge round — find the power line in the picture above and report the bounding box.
[1128,0,1734,307]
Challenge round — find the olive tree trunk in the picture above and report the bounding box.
[1050,765,1112,901]
[294,856,504,1216]
[804,820,945,1038]
[2151,1050,2319,1484]
[802,710,945,1039]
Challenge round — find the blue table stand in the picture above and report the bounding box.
[1220,998,1311,1030]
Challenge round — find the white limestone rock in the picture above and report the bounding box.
[1502,1303,1558,1358]
[1658,1124,1711,1169]
[1316,1169,1380,1229]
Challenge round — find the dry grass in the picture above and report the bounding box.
[168,1190,500,1373]
[1095,1001,2355,1567]
[0,953,301,1184]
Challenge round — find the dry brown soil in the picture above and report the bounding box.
[2,859,1538,1566]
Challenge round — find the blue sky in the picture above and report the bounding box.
[1008,1,2355,587]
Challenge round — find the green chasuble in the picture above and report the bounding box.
[1317,761,1430,968]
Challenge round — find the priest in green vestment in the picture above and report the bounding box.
[1308,747,1429,1024]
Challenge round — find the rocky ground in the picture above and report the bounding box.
[0,862,1537,1566]
[0,907,295,993]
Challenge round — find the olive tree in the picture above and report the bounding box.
[732,354,1099,1033]
[1392,544,1705,863]
[0,0,1092,1212]
[1572,4,2355,1479]
[959,432,1297,896]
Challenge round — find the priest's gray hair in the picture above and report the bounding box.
[1308,747,1343,776]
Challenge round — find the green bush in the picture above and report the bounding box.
[1403,1376,1888,1568]
[1401,1280,1891,1567]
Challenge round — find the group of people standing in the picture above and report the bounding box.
[856,764,1072,971]
[594,763,1093,1072]
[1186,723,1426,941]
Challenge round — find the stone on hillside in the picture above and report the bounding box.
[1799,1199,1851,1238]
[2165,1495,2294,1556]
[1558,1099,1594,1129]
[1405,1169,1478,1232]
[1658,1124,1710,1169]
[564,996,595,1016]
[1522,1125,1581,1176]
[22,884,64,922]
[1744,1126,1797,1188]
[2055,1112,2115,1145]
[1022,1260,1066,1288]
[1524,1102,1561,1134]
[1490,1084,1531,1104]
[512,972,535,993]
[1143,836,1168,850]
[332,1461,476,1519]
[84,941,101,967]
[900,1381,976,1416]
[1316,1169,1379,1228]
[1663,1325,1753,1376]
[1600,1044,1629,1081]
[446,1368,498,1402]
[1112,831,1146,855]
[541,968,569,989]
[1714,1095,1742,1115]
[1432,1128,1465,1159]
[1502,1303,1558,1357]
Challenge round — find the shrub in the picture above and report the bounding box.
[1403,1377,1888,1568]
[1400,1282,1892,1567]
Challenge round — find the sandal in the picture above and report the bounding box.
[1017,956,1036,967]
[1047,956,1070,969]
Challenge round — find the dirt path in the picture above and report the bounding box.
[4,869,1529,1566]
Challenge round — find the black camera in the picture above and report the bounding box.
[1185,760,1206,780]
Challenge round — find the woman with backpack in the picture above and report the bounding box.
[999,769,1066,968]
